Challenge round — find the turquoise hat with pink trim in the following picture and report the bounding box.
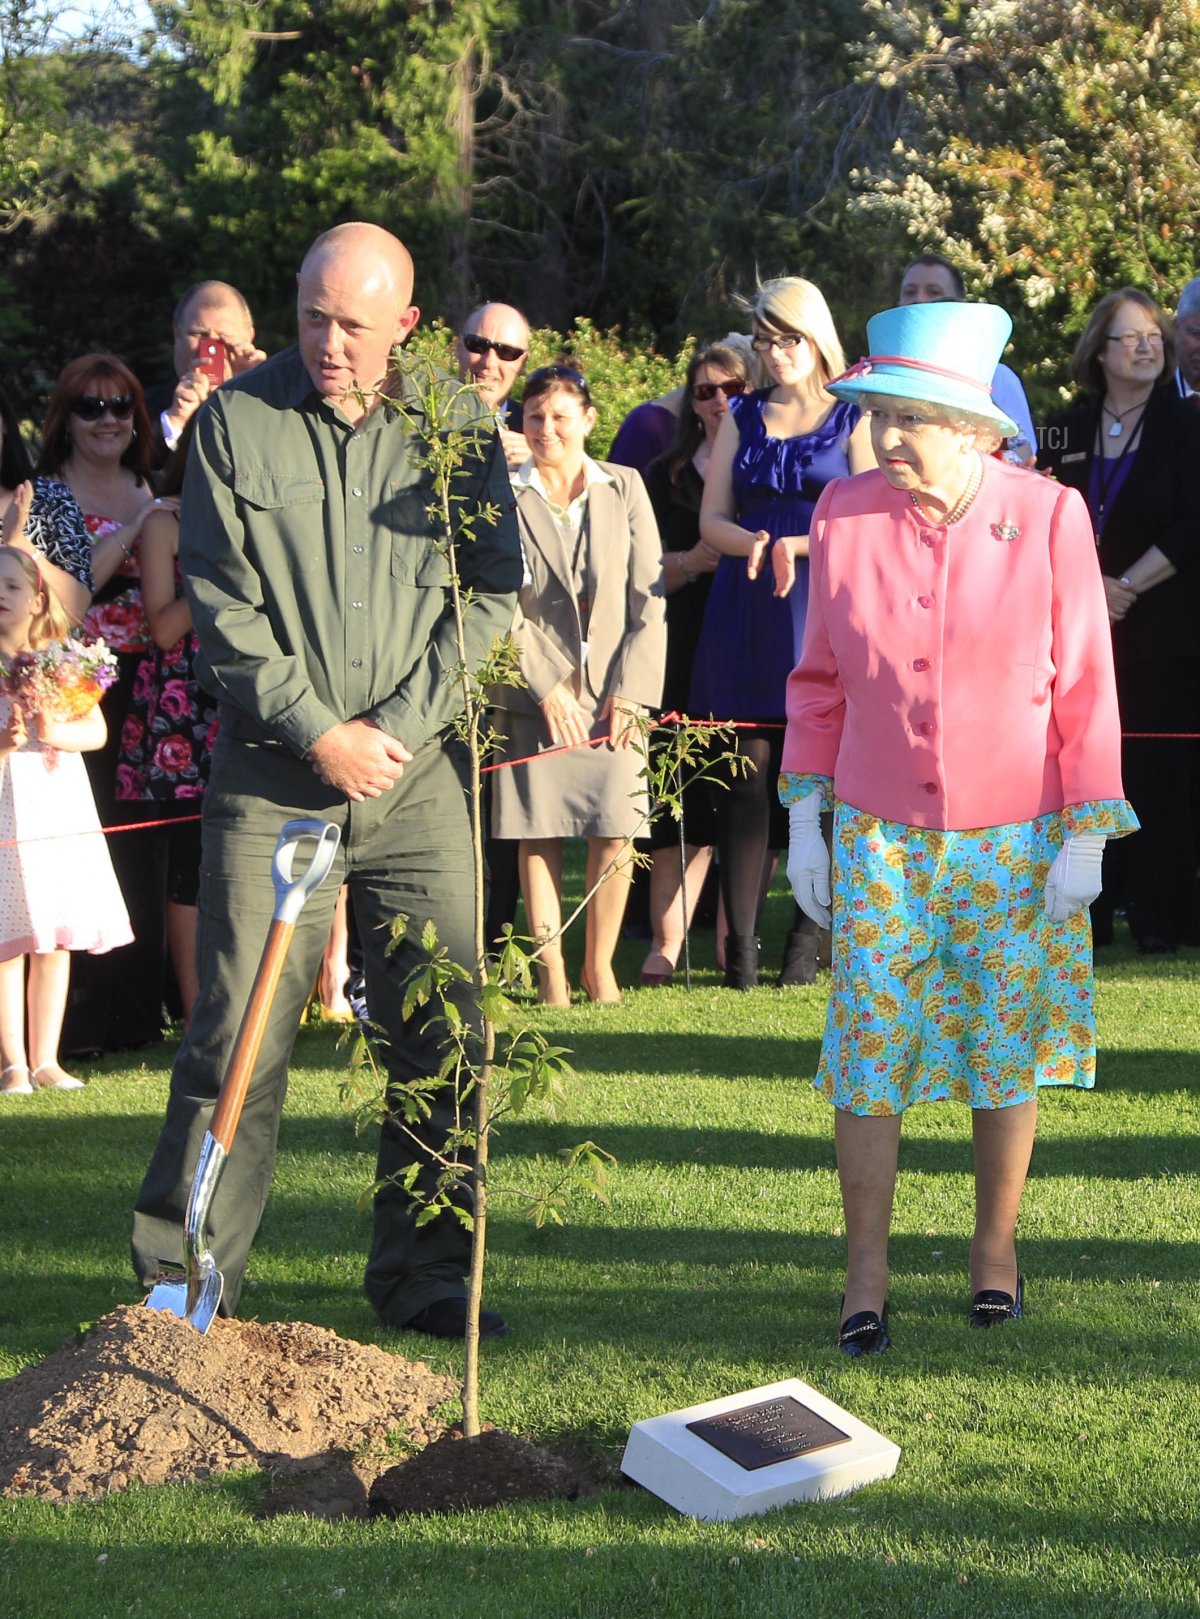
[827,302,1019,439]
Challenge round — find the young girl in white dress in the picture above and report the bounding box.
[0,547,132,1094]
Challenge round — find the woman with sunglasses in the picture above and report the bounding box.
[0,380,92,625]
[38,356,169,639]
[638,339,752,986]
[691,278,874,989]
[38,356,179,1053]
[1040,289,1200,955]
[491,361,666,1004]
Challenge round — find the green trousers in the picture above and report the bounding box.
[131,731,480,1325]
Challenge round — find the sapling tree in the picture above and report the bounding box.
[343,348,736,1437]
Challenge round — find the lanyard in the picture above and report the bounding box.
[1089,418,1143,532]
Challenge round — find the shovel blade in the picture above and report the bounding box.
[144,1261,224,1335]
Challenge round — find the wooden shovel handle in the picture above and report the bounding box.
[209,917,294,1150]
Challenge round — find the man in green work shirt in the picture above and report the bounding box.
[131,222,522,1338]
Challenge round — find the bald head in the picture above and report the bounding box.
[301,222,415,306]
[463,302,529,342]
[296,223,421,424]
[454,301,530,406]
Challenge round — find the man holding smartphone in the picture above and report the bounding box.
[149,280,268,455]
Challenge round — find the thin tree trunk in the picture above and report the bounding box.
[447,39,477,316]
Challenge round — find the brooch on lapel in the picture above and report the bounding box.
[990,521,1020,544]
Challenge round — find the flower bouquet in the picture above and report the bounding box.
[1,635,119,720]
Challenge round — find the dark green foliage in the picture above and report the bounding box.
[7,3,1200,427]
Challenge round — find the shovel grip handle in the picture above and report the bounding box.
[209,918,294,1150]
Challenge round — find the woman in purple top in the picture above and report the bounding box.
[691,277,872,988]
[606,393,684,475]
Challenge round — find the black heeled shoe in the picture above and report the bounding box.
[837,1304,890,1358]
[968,1273,1024,1329]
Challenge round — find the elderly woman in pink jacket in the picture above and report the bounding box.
[780,302,1137,1357]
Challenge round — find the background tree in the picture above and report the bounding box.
[844,0,1200,411]
[8,2,1200,424]
[141,1,524,340]
[0,4,156,391]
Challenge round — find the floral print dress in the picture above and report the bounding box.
[82,514,147,653]
[116,562,218,803]
[780,774,1138,1114]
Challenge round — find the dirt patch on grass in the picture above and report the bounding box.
[0,1305,456,1504]
[368,1425,616,1517]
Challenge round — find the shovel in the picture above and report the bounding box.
[145,817,341,1333]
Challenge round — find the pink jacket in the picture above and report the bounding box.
[782,458,1126,830]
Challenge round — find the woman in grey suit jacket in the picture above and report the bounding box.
[492,363,666,1005]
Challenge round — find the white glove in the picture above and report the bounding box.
[787,796,832,929]
[1044,832,1105,923]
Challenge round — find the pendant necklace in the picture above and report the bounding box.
[1102,397,1148,439]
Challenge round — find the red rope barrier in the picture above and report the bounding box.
[0,812,201,852]
[479,732,610,774]
[0,716,1194,850]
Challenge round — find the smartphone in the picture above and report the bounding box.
[195,337,228,388]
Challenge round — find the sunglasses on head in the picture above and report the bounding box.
[691,379,746,402]
[72,394,135,422]
[461,333,527,364]
[525,364,591,402]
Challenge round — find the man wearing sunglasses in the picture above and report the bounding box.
[453,303,531,469]
[452,303,532,946]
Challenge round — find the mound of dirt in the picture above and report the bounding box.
[0,1305,456,1504]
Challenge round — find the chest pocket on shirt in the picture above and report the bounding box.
[234,471,326,571]
[386,479,453,587]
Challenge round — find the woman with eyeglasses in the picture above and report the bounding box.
[0,380,92,625]
[638,339,752,986]
[691,278,874,989]
[38,355,180,1052]
[1040,288,1200,955]
[491,361,666,1005]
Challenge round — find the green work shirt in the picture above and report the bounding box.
[180,345,522,758]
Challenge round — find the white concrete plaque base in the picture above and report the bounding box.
[621,1377,900,1521]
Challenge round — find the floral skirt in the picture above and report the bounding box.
[815,804,1096,1116]
[115,633,218,803]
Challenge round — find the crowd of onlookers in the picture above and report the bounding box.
[0,251,1196,1070]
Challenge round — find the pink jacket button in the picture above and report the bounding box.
[918,721,935,736]
[923,781,938,794]
[918,594,934,608]
[913,657,930,671]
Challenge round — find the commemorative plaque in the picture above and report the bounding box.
[622,1377,900,1520]
[687,1395,851,1471]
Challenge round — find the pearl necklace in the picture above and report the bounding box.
[909,456,983,527]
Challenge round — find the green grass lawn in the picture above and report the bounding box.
[1,898,1197,1619]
